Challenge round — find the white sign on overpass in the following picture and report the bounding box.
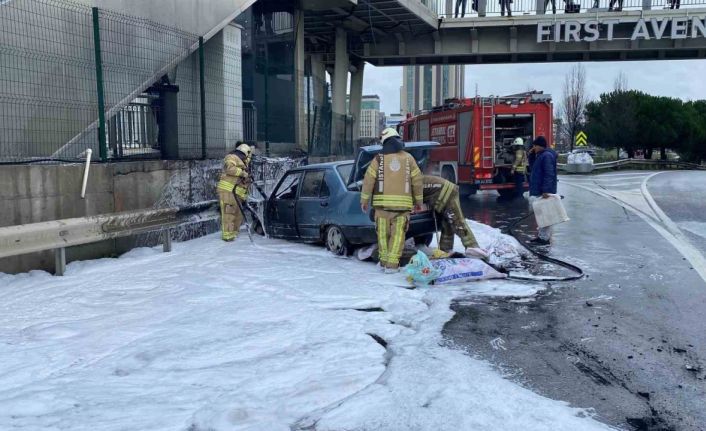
[538,16,706,42]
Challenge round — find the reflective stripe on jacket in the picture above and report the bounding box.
[218,153,249,197]
[361,151,423,211]
[513,149,527,173]
[422,175,456,211]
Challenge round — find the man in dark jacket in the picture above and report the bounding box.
[528,136,557,245]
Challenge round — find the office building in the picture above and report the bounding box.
[400,65,465,115]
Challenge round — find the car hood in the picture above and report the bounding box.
[348,141,440,185]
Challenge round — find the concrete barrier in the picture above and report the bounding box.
[0,160,221,274]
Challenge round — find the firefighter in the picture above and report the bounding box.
[422,175,488,259]
[216,143,252,241]
[510,137,528,199]
[361,128,424,273]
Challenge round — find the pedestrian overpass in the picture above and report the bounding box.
[305,0,706,65]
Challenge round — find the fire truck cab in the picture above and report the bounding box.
[398,92,553,197]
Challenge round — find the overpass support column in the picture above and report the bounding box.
[332,28,349,117]
[295,9,306,150]
[331,27,349,152]
[349,61,365,142]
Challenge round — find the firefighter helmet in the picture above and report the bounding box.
[512,137,524,147]
[236,143,252,158]
[380,127,400,143]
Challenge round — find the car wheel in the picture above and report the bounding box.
[414,234,434,247]
[325,225,350,256]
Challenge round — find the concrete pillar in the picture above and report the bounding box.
[294,10,307,150]
[310,54,327,107]
[349,61,365,141]
[332,28,349,116]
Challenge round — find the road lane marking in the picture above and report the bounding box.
[563,178,706,286]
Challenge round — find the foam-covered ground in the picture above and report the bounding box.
[0,227,610,431]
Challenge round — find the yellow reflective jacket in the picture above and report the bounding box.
[217,154,250,199]
[512,149,527,174]
[422,175,457,211]
[361,151,423,211]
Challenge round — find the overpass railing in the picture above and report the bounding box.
[432,0,705,18]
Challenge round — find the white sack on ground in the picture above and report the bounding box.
[567,152,594,164]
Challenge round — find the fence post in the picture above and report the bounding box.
[199,37,207,159]
[92,7,108,162]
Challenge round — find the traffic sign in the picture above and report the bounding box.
[575,131,588,147]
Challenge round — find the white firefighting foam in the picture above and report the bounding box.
[0,228,609,431]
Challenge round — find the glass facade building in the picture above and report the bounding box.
[400,65,465,116]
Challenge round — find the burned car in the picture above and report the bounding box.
[262,142,439,255]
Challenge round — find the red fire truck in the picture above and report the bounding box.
[398,92,553,197]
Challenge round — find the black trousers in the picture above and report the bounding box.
[544,0,556,14]
[455,0,467,17]
[500,0,512,16]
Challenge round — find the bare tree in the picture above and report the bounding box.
[613,71,628,92]
[560,64,588,151]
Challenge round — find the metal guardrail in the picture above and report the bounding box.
[0,201,216,275]
[558,158,706,172]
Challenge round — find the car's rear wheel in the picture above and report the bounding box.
[325,225,350,256]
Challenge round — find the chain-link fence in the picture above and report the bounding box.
[305,74,355,158]
[0,0,243,164]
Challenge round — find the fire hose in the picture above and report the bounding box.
[501,210,585,282]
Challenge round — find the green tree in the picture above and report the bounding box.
[585,90,640,157]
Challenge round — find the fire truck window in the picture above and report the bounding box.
[419,119,430,141]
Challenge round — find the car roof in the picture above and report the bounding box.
[359,140,439,153]
[288,161,353,172]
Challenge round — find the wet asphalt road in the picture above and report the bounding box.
[648,171,706,258]
[445,173,706,430]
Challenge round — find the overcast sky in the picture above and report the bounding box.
[362,60,706,114]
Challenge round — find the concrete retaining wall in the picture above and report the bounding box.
[0,160,221,274]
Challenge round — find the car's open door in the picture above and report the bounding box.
[265,171,302,239]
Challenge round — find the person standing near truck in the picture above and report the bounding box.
[510,138,528,199]
[528,136,558,245]
[361,128,424,273]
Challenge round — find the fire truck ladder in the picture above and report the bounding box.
[480,98,495,169]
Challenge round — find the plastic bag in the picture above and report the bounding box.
[431,258,507,285]
[532,194,569,228]
[404,251,442,286]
